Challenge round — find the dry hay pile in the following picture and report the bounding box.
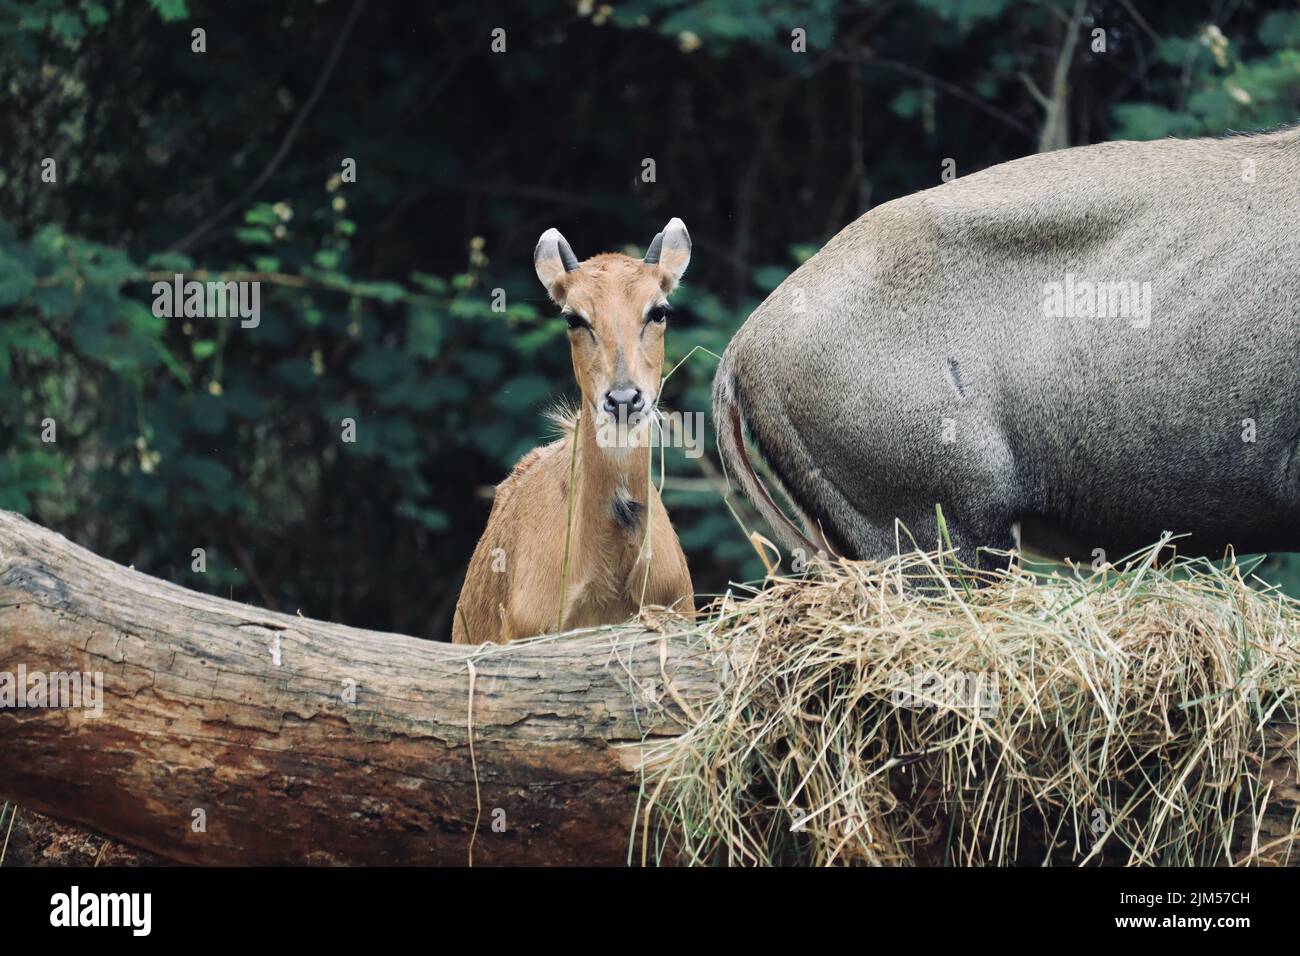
[641,544,1300,866]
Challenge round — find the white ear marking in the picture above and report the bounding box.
[657,217,691,282]
[534,227,579,291]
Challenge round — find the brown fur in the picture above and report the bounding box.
[453,241,694,644]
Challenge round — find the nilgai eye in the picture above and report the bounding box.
[563,312,587,331]
[647,305,669,324]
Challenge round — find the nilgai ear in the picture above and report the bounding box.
[534,227,580,294]
[646,217,690,288]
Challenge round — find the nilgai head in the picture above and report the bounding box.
[533,218,691,452]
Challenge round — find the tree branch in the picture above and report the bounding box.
[852,47,1035,139]
[167,0,368,254]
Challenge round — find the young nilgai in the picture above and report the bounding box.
[453,219,695,644]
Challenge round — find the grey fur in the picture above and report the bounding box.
[557,236,579,272]
[714,128,1300,568]
[644,231,664,265]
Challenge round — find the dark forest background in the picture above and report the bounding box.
[2,0,1298,640]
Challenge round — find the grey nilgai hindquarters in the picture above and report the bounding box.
[714,127,1300,568]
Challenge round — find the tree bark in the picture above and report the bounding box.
[0,510,718,865]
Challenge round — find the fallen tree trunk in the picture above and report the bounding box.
[4,510,1299,866]
[0,511,718,865]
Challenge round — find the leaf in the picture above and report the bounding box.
[244,204,278,226]
[147,251,194,273]
[353,280,406,304]
[81,3,110,27]
[396,502,450,532]
[752,265,788,293]
[235,227,274,246]
[459,349,503,382]
[410,272,448,293]
[915,0,1012,30]
[50,13,86,41]
[0,252,34,306]
[1110,103,1201,141]
[273,358,316,390]
[1259,12,1300,49]
[33,281,76,318]
[407,302,444,358]
[147,0,189,22]
[350,345,407,385]
[493,374,552,413]
[152,340,190,386]
[890,88,924,119]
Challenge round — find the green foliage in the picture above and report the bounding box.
[915,0,1014,32]
[146,0,189,23]
[616,0,838,52]
[1112,17,1300,139]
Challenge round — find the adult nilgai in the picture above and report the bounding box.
[715,127,1300,566]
